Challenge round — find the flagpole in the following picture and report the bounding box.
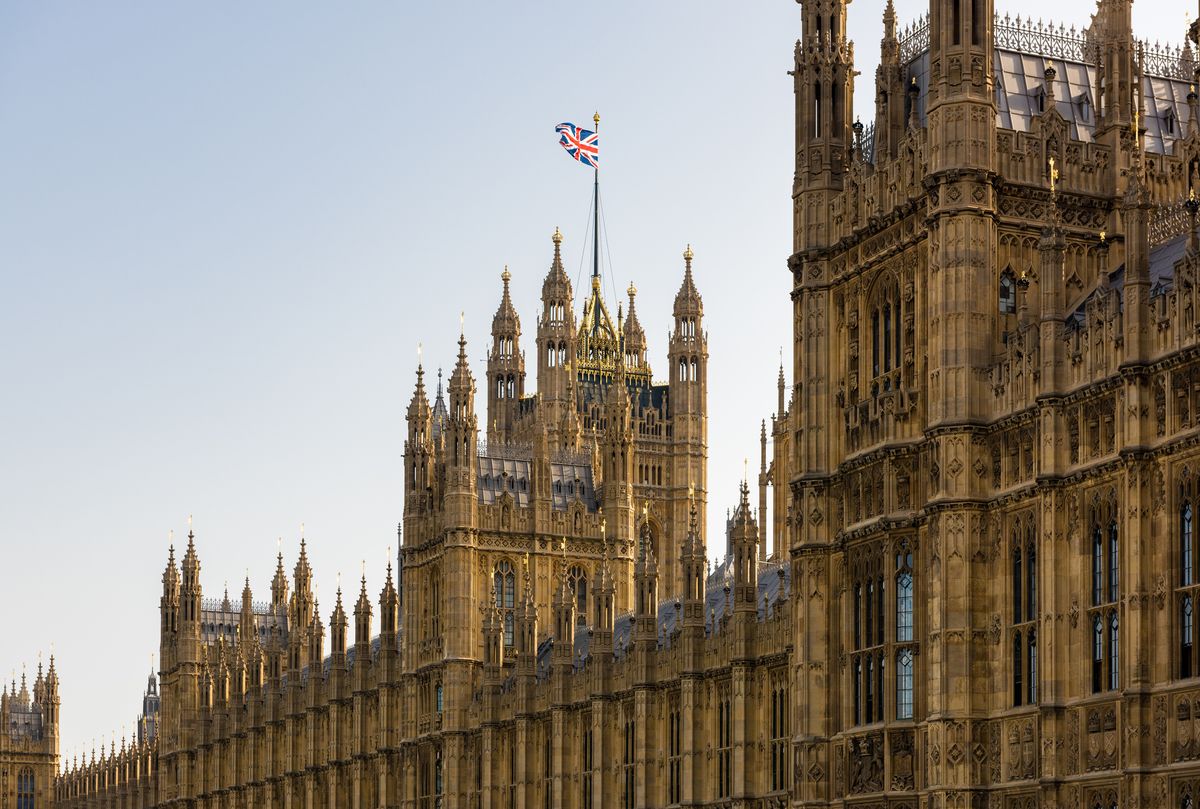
[592,111,600,282]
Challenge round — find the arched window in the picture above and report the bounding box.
[853,658,862,724]
[568,565,588,623]
[813,82,823,137]
[1181,486,1200,680]
[1182,595,1193,679]
[1092,525,1104,606]
[896,648,913,719]
[1012,544,1023,624]
[17,767,33,809]
[1011,517,1038,705]
[1027,629,1038,704]
[870,277,902,390]
[865,580,874,649]
[1012,631,1023,706]
[1026,538,1037,622]
[1183,501,1194,586]
[896,559,913,642]
[1108,518,1120,603]
[999,272,1016,314]
[1109,611,1120,691]
[1092,614,1104,693]
[494,561,516,648]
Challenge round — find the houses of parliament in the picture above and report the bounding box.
[8,0,1200,805]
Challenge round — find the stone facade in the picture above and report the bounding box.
[49,0,1200,807]
[1,660,59,809]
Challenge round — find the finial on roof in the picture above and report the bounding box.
[593,111,600,127]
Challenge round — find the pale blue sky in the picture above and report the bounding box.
[0,0,1183,759]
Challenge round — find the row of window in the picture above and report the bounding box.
[18,767,35,809]
[493,561,589,648]
[676,357,701,382]
[493,375,519,400]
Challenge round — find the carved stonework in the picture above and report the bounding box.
[1085,706,1118,771]
[1006,718,1037,781]
[1065,710,1079,775]
[1154,696,1167,765]
[848,732,884,794]
[891,729,915,791]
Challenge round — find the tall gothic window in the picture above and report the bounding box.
[1089,498,1120,693]
[1181,481,1200,679]
[1011,517,1038,706]
[896,555,913,643]
[718,690,732,798]
[17,768,34,809]
[853,542,901,725]
[851,557,884,724]
[897,648,914,720]
[999,271,1017,314]
[870,277,902,393]
[581,711,593,809]
[623,712,636,809]
[567,565,588,624]
[543,722,552,809]
[769,678,789,791]
[494,560,516,648]
[894,541,917,720]
[669,698,682,805]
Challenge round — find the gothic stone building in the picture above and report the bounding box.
[1,660,59,809]
[49,0,1200,806]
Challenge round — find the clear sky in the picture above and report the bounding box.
[0,0,1184,761]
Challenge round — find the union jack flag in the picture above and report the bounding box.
[555,122,599,169]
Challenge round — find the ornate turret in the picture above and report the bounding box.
[791,0,856,252]
[487,267,525,443]
[239,577,255,653]
[405,361,435,519]
[444,326,479,531]
[622,282,647,369]
[669,246,707,418]
[592,538,616,658]
[759,420,770,560]
[1090,0,1137,135]
[537,228,577,405]
[308,598,325,675]
[285,540,313,673]
[379,561,400,652]
[515,557,538,682]
[872,0,906,160]
[160,543,180,668]
[179,527,203,675]
[270,548,288,611]
[679,490,707,629]
[482,581,504,686]
[354,574,373,651]
[551,541,576,673]
[730,480,759,612]
[633,514,660,646]
[330,586,348,659]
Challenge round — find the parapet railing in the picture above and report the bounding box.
[896,12,1195,80]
